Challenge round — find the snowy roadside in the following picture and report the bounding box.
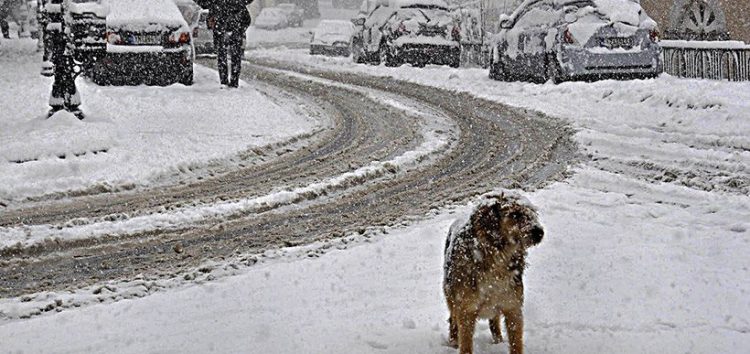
[0,64,459,250]
[0,40,324,205]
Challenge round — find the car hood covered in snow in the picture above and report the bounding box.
[104,0,189,32]
[311,21,353,45]
[566,0,657,46]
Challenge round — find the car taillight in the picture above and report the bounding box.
[649,29,660,42]
[105,31,123,45]
[452,25,461,41]
[396,22,409,36]
[563,28,575,44]
[169,31,190,44]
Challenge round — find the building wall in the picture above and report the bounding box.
[640,0,750,43]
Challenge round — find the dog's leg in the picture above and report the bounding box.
[489,315,503,343]
[447,315,458,348]
[457,310,477,354]
[504,308,524,354]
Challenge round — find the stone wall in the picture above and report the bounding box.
[640,0,750,43]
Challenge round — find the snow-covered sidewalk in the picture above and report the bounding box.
[0,40,323,204]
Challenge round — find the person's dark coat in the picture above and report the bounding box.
[196,0,252,32]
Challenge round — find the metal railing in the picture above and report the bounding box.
[661,41,750,81]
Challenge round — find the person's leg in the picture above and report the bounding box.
[0,18,9,39]
[228,30,244,87]
[0,9,9,39]
[213,25,228,85]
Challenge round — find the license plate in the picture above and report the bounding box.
[135,35,162,45]
[606,37,634,48]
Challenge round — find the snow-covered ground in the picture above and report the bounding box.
[0,39,323,204]
[2,39,749,353]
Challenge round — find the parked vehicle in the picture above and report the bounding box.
[489,0,662,83]
[331,0,360,10]
[191,9,214,54]
[276,3,304,27]
[310,19,354,56]
[254,7,288,30]
[352,0,461,67]
[93,0,194,85]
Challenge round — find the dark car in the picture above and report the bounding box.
[489,0,662,83]
[352,0,460,67]
[92,0,194,85]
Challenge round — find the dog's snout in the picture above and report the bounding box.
[530,226,544,244]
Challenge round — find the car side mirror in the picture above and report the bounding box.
[352,17,365,26]
[499,14,512,29]
[500,19,512,29]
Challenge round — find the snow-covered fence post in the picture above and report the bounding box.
[661,40,750,81]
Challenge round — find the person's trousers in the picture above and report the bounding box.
[214,27,245,86]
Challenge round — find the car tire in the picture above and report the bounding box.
[352,42,365,63]
[545,54,562,84]
[489,60,505,81]
[179,67,194,86]
[379,41,399,67]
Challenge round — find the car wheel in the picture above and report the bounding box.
[489,60,505,81]
[379,41,399,67]
[179,67,194,86]
[352,43,365,63]
[545,54,562,84]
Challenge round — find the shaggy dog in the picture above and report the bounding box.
[443,191,544,354]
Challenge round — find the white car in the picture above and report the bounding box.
[310,20,354,56]
[254,8,289,30]
[489,0,662,83]
[191,9,214,54]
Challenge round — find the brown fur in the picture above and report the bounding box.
[443,193,544,354]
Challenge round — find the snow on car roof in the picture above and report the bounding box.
[104,0,189,30]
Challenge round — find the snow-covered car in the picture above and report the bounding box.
[254,8,289,30]
[93,0,194,85]
[331,0,360,10]
[276,3,304,27]
[353,0,461,67]
[310,19,354,56]
[191,9,214,54]
[173,0,209,54]
[489,0,662,83]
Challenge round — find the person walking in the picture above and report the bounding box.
[197,0,253,88]
[0,0,17,39]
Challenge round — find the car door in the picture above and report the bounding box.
[505,1,556,77]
